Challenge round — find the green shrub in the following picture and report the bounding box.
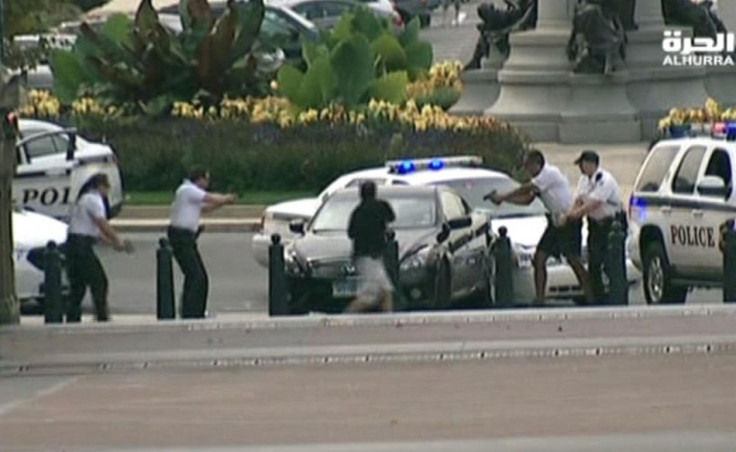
[72,116,529,193]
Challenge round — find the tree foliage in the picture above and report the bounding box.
[277,9,432,110]
[50,0,272,115]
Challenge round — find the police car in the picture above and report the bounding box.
[13,207,69,310]
[253,156,640,304]
[629,122,736,304]
[13,117,124,221]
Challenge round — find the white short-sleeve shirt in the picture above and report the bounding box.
[531,164,574,216]
[68,191,107,237]
[170,180,208,232]
[576,168,623,221]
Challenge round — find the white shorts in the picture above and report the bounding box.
[355,256,393,299]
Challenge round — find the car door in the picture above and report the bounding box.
[666,144,708,275]
[693,146,736,281]
[13,130,76,219]
[439,189,479,297]
[319,1,355,29]
[291,3,324,24]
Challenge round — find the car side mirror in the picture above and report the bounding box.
[289,219,305,235]
[447,216,472,230]
[66,132,76,161]
[697,175,727,198]
[436,223,451,243]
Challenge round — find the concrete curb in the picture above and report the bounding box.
[110,219,261,233]
[3,334,736,376]
[6,306,736,375]
[9,304,736,335]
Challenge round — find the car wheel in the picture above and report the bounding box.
[643,241,687,304]
[431,259,452,309]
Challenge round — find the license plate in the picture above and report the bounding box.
[332,277,361,298]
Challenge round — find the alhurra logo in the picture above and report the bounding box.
[662,30,735,67]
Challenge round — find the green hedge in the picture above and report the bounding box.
[69,117,529,194]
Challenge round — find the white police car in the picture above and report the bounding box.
[254,156,640,304]
[13,117,124,221]
[13,207,68,309]
[629,122,736,304]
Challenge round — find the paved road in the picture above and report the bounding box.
[30,232,720,317]
[2,355,736,451]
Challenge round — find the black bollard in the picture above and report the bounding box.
[722,220,736,303]
[606,220,628,306]
[44,241,63,324]
[156,237,175,320]
[493,227,513,308]
[385,230,400,311]
[269,234,288,316]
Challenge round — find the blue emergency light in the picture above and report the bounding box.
[386,156,483,174]
[398,160,416,174]
[671,121,736,141]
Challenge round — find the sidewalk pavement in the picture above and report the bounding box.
[4,305,736,375]
[112,142,649,233]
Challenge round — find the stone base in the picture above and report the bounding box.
[450,69,500,116]
[706,66,736,107]
[560,116,641,144]
[487,70,640,143]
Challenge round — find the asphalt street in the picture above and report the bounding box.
[3,355,736,450]
[34,232,720,317]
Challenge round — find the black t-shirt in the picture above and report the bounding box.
[347,198,396,258]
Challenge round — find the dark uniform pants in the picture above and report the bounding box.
[65,234,109,322]
[587,213,627,303]
[168,226,209,318]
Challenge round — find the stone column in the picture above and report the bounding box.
[626,1,709,138]
[634,0,664,29]
[487,0,640,143]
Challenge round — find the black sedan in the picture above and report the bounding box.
[284,185,493,314]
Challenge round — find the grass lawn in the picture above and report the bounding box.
[125,190,316,206]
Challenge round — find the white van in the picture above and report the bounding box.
[12,118,124,221]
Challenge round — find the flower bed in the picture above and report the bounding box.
[16,61,528,194]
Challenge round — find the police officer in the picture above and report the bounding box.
[559,150,625,303]
[345,181,396,313]
[168,168,237,319]
[66,173,132,322]
[485,149,594,305]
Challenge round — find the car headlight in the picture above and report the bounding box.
[284,248,305,275]
[400,246,432,272]
[512,244,534,269]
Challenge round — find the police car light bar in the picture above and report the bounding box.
[711,122,736,141]
[669,122,736,141]
[386,156,484,174]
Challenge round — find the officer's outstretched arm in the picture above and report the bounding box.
[92,216,126,252]
[202,193,237,213]
[485,183,536,205]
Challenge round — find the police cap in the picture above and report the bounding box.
[574,150,600,166]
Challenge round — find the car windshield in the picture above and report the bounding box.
[436,177,547,218]
[311,194,436,232]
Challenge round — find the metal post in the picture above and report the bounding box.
[268,234,288,316]
[385,230,400,311]
[493,226,513,308]
[606,220,628,306]
[43,241,63,324]
[156,237,175,319]
[722,221,736,303]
